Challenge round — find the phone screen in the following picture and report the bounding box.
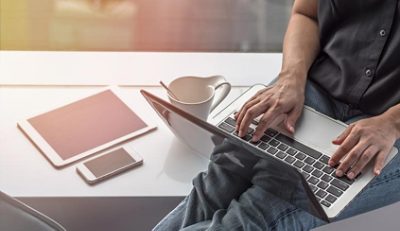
[84,148,136,178]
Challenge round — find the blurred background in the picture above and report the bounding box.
[0,0,293,52]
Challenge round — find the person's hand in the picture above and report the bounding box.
[235,75,306,141]
[329,114,399,180]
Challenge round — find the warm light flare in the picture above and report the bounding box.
[0,0,291,52]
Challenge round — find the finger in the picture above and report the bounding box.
[332,124,354,145]
[373,147,390,176]
[235,98,261,130]
[329,131,360,168]
[236,98,259,122]
[235,96,257,120]
[238,103,266,137]
[235,89,267,120]
[285,106,302,134]
[251,109,282,141]
[346,145,379,180]
[335,141,369,178]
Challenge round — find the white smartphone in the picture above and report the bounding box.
[76,145,143,185]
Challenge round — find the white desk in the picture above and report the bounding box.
[0,51,281,86]
[0,51,280,197]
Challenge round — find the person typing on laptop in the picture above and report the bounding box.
[153,0,400,230]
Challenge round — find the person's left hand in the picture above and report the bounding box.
[329,114,398,180]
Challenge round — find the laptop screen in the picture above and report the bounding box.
[141,90,329,222]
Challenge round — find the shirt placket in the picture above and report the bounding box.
[350,0,398,106]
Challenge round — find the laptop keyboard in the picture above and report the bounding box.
[218,116,354,208]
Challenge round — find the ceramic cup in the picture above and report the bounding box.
[167,75,231,120]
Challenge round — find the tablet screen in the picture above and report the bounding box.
[27,90,147,160]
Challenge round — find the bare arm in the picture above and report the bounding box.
[236,0,320,140]
[280,0,320,88]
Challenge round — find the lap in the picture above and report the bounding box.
[154,140,326,230]
[181,185,324,231]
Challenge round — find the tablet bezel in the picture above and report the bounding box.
[17,86,156,168]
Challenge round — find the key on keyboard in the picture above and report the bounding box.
[307,176,319,185]
[295,152,306,160]
[276,151,287,159]
[321,174,333,183]
[218,123,235,133]
[303,165,314,173]
[325,194,337,204]
[305,157,315,165]
[224,117,237,127]
[275,134,322,159]
[284,156,296,164]
[260,135,271,143]
[317,181,329,190]
[286,148,297,156]
[258,142,269,150]
[320,155,330,164]
[265,128,278,137]
[327,186,343,197]
[316,190,327,199]
[313,161,324,170]
[294,160,305,169]
[331,179,349,191]
[321,200,331,207]
[311,169,323,178]
[277,143,288,151]
[267,147,278,155]
[268,139,280,147]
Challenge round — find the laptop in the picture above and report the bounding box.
[141,84,398,219]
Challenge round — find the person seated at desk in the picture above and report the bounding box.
[153,0,400,230]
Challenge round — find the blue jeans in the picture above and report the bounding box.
[153,81,400,230]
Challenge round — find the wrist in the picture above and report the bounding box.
[278,69,307,93]
[383,106,400,139]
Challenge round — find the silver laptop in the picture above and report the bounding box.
[141,84,398,219]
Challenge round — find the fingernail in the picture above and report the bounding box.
[347,172,354,179]
[252,136,258,142]
[375,169,381,175]
[336,170,343,177]
[328,160,334,166]
[289,125,295,133]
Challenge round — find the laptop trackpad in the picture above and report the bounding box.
[289,107,347,156]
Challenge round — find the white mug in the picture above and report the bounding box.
[168,75,231,120]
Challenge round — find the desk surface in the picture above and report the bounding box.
[0,85,253,197]
[0,51,281,86]
[0,51,279,197]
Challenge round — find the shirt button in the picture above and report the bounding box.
[365,68,373,77]
[379,29,386,37]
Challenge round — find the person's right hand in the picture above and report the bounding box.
[235,75,306,142]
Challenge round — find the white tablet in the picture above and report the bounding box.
[18,87,156,168]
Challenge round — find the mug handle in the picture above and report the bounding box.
[210,81,231,112]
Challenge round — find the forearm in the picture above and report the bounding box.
[383,103,400,139]
[280,0,320,89]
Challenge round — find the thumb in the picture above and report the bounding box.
[285,107,302,134]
